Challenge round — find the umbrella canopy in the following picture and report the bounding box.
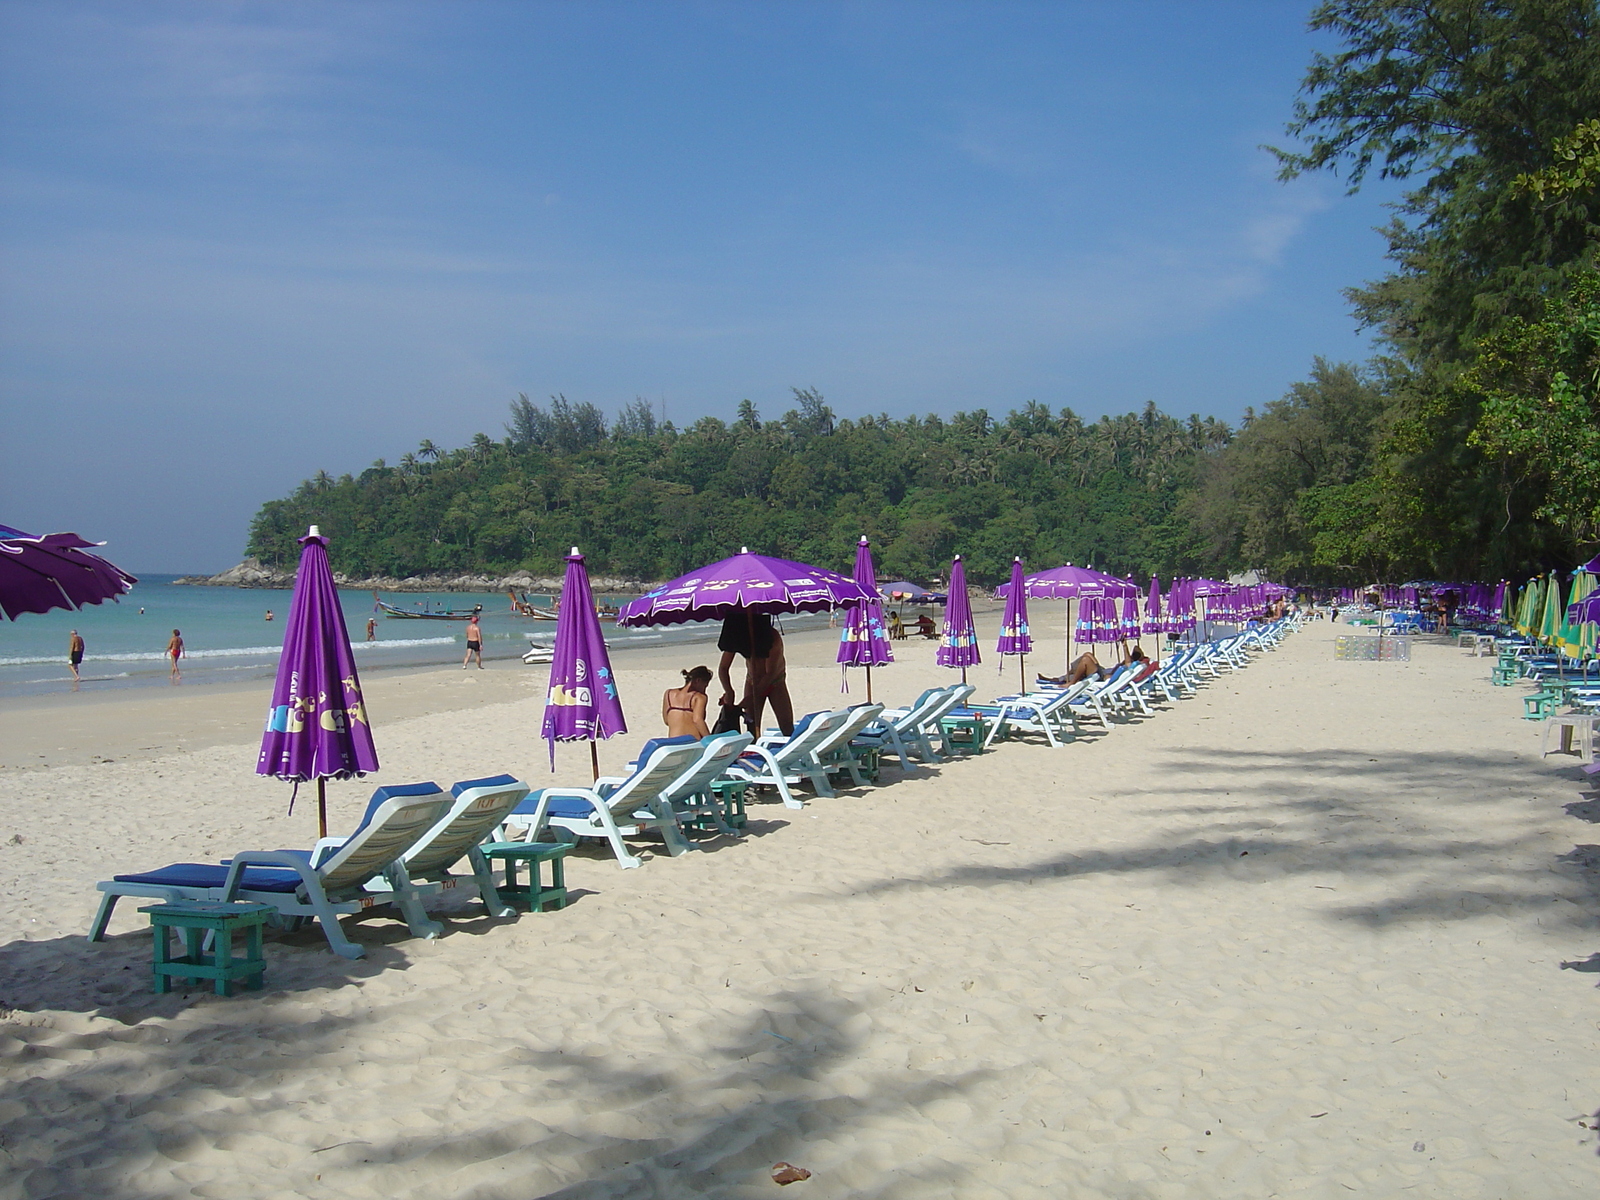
[0,523,137,621]
[1515,577,1541,636]
[936,555,981,672]
[996,557,1032,659]
[543,547,627,767]
[1538,574,1564,646]
[1142,577,1165,635]
[838,537,893,693]
[1560,570,1597,656]
[880,580,936,602]
[257,528,379,834]
[616,548,872,627]
[995,562,1139,600]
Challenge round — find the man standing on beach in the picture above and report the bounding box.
[462,615,484,668]
[67,630,84,681]
[167,629,183,681]
[717,611,794,737]
[366,617,377,641]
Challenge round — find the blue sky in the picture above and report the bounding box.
[0,1,1399,572]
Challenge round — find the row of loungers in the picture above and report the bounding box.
[88,682,982,960]
[90,622,1299,963]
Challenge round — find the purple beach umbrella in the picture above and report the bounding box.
[257,526,379,837]
[996,557,1032,678]
[616,547,872,627]
[936,555,981,682]
[544,547,627,777]
[837,536,893,700]
[0,522,137,621]
[1142,577,1165,636]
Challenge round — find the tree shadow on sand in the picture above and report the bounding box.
[1,983,991,1200]
[851,746,1600,933]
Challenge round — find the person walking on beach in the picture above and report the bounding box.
[167,629,184,680]
[662,665,712,738]
[462,615,484,668]
[67,630,84,681]
[366,617,377,641]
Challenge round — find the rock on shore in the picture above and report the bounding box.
[173,557,652,594]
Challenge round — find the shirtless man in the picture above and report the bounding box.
[68,630,84,681]
[717,611,794,737]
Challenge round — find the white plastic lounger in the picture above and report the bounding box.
[500,740,704,869]
[812,703,886,787]
[965,681,1089,748]
[90,782,455,959]
[658,731,754,835]
[727,708,855,801]
[852,684,973,769]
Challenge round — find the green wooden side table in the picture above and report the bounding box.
[938,712,992,755]
[480,841,572,911]
[140,900,271,996]
[708,779,750,830]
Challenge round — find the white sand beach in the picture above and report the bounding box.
[2,616,1598,1198]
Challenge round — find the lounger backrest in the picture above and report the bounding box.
[921,683,974,726]
[661,732,753,803]
[815,703,885,754]
[319,787,454,893]
[770,709,852,764]
[889,688,944,732]
[404,774,530,876]
[604,741,705,812]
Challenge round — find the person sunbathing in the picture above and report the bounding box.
[662,665,712,738]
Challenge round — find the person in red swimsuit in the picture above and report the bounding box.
[662,665,712,737]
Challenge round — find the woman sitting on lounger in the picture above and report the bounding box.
[1039,644,1153,687]
[662,665,713,738]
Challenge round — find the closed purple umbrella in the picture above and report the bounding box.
[616,547,871,626]
[0,522,136,621]
[996,557,1032,679]
[1000,561,1138,673]
[936,554,981,682]
[1142,577,1165,636]
[257,526,379,837]
[544,547,627,777]
[838,536,893,700]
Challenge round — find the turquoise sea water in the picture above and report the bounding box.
[0,577,742,698]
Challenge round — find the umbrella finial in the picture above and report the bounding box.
[570,546,580,556]
[741,546,749,554]
[308,525,320,538]
[859,535,869,545]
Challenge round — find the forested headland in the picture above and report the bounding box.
[247,1,1600,588]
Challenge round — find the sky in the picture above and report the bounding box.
[0,1,1403,573]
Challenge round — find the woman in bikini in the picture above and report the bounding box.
[662,665,712,738]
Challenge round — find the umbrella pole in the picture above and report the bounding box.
[589,740,600,783]
[1067,598,1074,673]
[317,777,327,840]
[866,664,873,704]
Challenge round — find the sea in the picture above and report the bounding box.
[0,576,815,699]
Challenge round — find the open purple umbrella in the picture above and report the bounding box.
[544,547,627,777]
[257,526,378,837]
[998,561,1138,672]
[936,554,980,682]
[837,536,893,700]
[616,547,871,627]
[996,557,1032,679]
[0,522,137,621]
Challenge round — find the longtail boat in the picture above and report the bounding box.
[373,591,484,620]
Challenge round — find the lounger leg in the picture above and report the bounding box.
[387,866,445,939]
[465,846,516,918]
[295,886,366,959]
[88,890,120,943]
[808,763,836,798]
[587,809,643,868]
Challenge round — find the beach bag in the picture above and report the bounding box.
[712,702,743,736]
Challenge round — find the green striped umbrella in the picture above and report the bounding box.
[1562,570,1597,658]
[1515,577,1541,636]
[1539,573,1564,647]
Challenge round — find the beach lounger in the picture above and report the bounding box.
[851,684,973,769]
[90,782,455,959]
[963,681,1088,748]
[658,731,754,835]
[725,707,855,801]
[499,740,705,869]
[374,774,531,924]
[812,703,887,786]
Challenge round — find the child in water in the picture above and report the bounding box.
[662,665,712,738]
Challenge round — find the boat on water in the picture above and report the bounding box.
[507,591,559,619]
[373,592,484,621]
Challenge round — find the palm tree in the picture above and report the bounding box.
[417,439,441,461]
[399,453,418,475]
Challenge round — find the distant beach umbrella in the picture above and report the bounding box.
[1538,574,1564,647]
[997,561,1137,671]
[838,536,893,700]
[1142,577,1165,636]
[544,547,627,777]
[995,557,1032,678]
[1560,570,1596,657]
[616,548,871,627]
[936,555,980,682]
[1121,591,1141,640]
[0,522,136,621]
[257,526,379,838]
